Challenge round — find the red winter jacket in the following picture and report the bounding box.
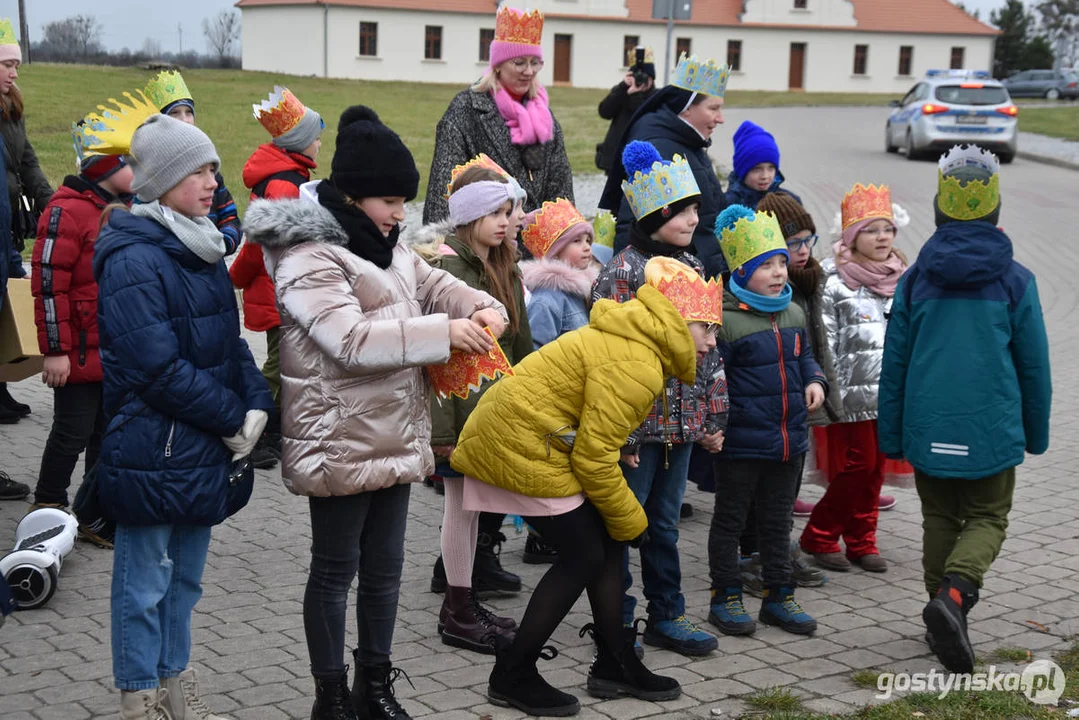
[230,144,316,331]
[31,177,119,384]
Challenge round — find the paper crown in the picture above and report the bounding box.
[0,18,17,47]
[494,7,543,47]
[592,210,615,250]
[621,141,700,221]
[522,199,588,259]
[626,45,655,67]
[78,89,158,156]
[143,70,192,112]
[670,53,731,98]
[447,153,510,198]
[937,144,1001,221]
[644,257,722,325]
[716,206,788,272]
[72,115,110,165]
[253,85,308,137]
[841,183,893,230]
[427,327,515,401]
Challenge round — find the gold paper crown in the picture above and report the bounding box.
[447,153,511,198]
[143,70,192,112]
[79,89,158,156]
[718,211,788,272]
[253,85,307,138]
[427,327,515,401]
[592,210,615,250]
[622,154,700,221]
[937,144,1001,221]
[522,199,588,259]
[670,53,731,98]
[841,183,893,230]
[0,18,17,47]
[644,257,722,325]
[626,45,655,67]
[494,7,543,47]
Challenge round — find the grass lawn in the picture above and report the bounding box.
[1019,106,1079,142]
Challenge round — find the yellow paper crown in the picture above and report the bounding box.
[522,199,588,259]
[622,154,700,221]
[0,18,17,47]
[72,114,109,165]
[670,53,731,98]
[644,257,722,325]
[718,210,788,272]
[79,89,158,156]
[626,46,655,66]
[937,144,1001,221]
[592,210,615,250]
[253,85,308,137]
[494,7,543,47]
[143,70,192,112]
[841,183,893,230]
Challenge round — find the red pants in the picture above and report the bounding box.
[800,420,885,558]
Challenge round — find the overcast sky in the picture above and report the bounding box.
[2,0,1011,53]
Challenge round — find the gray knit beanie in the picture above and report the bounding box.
[273,108,324,154]
[130,114,221,203]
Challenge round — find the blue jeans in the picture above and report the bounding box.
[621,442,693,624]
[111,524,212,690]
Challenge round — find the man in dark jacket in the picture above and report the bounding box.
[596,50,657,174]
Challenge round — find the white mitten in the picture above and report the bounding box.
[232,409,269,461]
[222,431,247,454]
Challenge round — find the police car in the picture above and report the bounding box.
[885,70,1018,163]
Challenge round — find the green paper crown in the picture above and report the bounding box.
[670,53,731,98]
[719,211,787,272]
[592,210,615,249]
[621,154,700,221]
[143,70,192,111]
[0,18,17,47]
[937,144,1000,221]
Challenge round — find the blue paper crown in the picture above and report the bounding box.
[670,53,731,98]
[72,115,111,166]
[620,141,700,221]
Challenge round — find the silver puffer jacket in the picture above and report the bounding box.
[814,259,895,423]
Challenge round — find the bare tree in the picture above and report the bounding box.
[141,37,163,59]
[40,15,103,61]
[954,1,982,21]
[202,10,240,63]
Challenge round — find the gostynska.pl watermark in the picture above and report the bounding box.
[876,659,1065,705]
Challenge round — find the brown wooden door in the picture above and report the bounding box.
[554,34,572,84]
[789,42,806,90]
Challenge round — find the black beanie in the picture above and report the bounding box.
[330,106,420,201]
[638,194,701,236]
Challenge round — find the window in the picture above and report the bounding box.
[934,85,1008,105]
[623,35,639,66]
[950,46,965,69]
[359,22,378,57]
[676,37,692,58]
[794,0,807,7]
[425,25,442,60]
[479,28,494,62]
[727,39,742,72]
[898,45,913,76]
[853,44,868,75]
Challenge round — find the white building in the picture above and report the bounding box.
[236,0,998,94]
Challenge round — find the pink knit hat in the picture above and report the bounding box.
[0,18,21,65]
[489,7,544,69]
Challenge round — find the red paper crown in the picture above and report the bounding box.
[427,327,515,401]
[446,153,511,198]
[645,257,723,325]
[255,87,307,138]
[495,7,543,47]
[841,183,893,230]
[522,199,587,259]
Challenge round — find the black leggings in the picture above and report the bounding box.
[514,503,625,659]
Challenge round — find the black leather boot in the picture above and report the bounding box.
[312,669,358,720]
[473,530,521,596]
[352,653,413,720]
[923,574,979,674]
[488,645,579,717]
[430,555,447,594]
[580,623,681,701]
[0,383,30,417]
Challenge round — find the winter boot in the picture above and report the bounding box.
[312,669,358,720]
[352,656,414,720]
[522,532,558,564]
[120,688,172,720]
[438,585,514,654]
[488,645,580,717]
[430,555,447,594]
[580,623,681,701]
[473,530,521,596]
[760,586,817,635]
[0,383,30,417]
[160,668,227,719]
[708,587,757,636]
[922,574,979,674]
[642,615,717,656]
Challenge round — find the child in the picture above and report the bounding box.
[800,183,909,574]
[593,140,727,657]
[724,121,800,210]
[453,255,716,716]
[27,117,135,549]
[86,92,274,720]
[142,70,242,254]
[230,86,324,469]
[707,204,826,637]
[880,144,1051,673]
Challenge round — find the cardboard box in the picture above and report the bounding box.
[0,278,44,382]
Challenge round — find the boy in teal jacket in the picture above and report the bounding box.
[878,144,1051,675]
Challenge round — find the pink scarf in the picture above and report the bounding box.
[832,238,906,297]
[492,84,554,146]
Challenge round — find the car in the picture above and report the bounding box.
[885,70,1018,163]
[1002,69,1079,100]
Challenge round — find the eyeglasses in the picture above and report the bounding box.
[510,58,545,71]
[787,234,819,251]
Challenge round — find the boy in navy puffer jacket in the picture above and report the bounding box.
[724,121,801,210]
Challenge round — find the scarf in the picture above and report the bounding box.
[492,84,554,146]
[832,239,906,298]
[788,256,823,300]
[730,281,793,313]
[628,223,690,259]
[317,181,398,269]
[130,201,226,264]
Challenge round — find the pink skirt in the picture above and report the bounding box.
[462,475,585,517]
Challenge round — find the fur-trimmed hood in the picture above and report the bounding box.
[402,219,456,263]
[243,181,348,252]
[520,258,598,300]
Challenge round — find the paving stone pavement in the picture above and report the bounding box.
[1,106,1076,719]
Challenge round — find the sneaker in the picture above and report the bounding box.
[708,588,757,636]
[760,586,817,635]
[792,499,816,517]
[522,533,558,565]
[642,615,717,656]
[0,472,31,501]
[879,495,897,511]
[739,554,764,598]
[791,542,828,587]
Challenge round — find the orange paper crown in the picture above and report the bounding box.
[521,199,587,259]
[446,153,511,198]
[841,183,893,230]
[427,327,515,401]
[253,86,307,138]
[644,257,722,326]
[494,7,543,47]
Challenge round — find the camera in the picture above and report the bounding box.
[630,47,652,88]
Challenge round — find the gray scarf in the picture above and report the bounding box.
[131,200,228,264]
